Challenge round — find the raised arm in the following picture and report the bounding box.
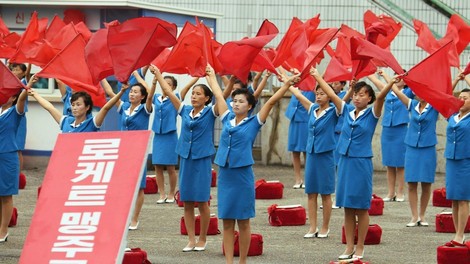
[452,73,465,91]
[252,71,270,100]
[342,80,355,102]
[258,73,300,123]
[252,71,263,93]
[94,84,128,126]
[56,79,68,97]
[288,86,312,110]
[132,70,150,93]
[153,66,181,110]
[180,77,199,100]
[28,76,63,124]
[367,72,385,91]
[146,74,156,113]
[16,76,36,114]
[389,78,411,107]
[374,76,396,117]
[310,67,343,113]
[206,65,228,116]
[223,76,236,99]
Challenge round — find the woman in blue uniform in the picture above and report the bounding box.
[291,69,348,239]
[213,66,300,264]
[285,81,315,189]
[151,74,198,204]
[0,78,32,243]
[113,73,156,230]
[336,78,393,261]
[29,78,126,133]
[154,66,220,252]
[387,80,439,227]
[369,71,413,202]
[444,77,470,246]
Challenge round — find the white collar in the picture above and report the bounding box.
[314,106,332,119]
[349,107,367,121]
[414,102,430,115]
[454,111,470,124]
[230,116,249,127]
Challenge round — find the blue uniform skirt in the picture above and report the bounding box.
[218,165,255,220]
[0,151,19,195]
[16,116,27,150]
[179,156,212,202]
[445,158,470,200]
[152,131,178,165]
[405,145,436,183]
[139,164,147,189]
[336,155,373,209]
[287,121,308,152]
[381,124,407,167]
[334,132,341,165]
[305,150,335,194]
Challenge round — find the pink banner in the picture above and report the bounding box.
[20,131,151,264]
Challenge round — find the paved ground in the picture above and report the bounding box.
[1,164,457,264]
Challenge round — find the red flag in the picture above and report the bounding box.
[273,16,320,68]
[363,10,402,48]
[107,17,177,83]
[463,61,470,75]
[351,37,404,75]
[402,41,463,118]
[0,16,10,36]
[0,62,25,105]
[45,15,66,42]
[297,28,339,90]
[73,22,92,42]
[37,34,107,107]
[85,27,114,84]
[445,14,470,54]
[0,33,20,59]
[150,48,171,69]
[323,56,352,83]
[160,21,206,76]
[218,19,279,83]
[251,48,278,74]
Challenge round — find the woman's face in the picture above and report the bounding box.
[191,86,209,108]
[353,87,372,110]
[315,88,330,106]
[459,91,470,113]
[71,97,90,118]
[164,78,176,91]
[129,86,145,104]
[232,94,251,115]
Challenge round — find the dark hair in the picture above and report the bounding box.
[340,81,347,86]
[194,84,213,105]
[11,63,27,72]
[247,72,253,82]
[315,83,333,91]
[163,76,177,88]
[71,91,93,115]
[131,83,148,104]
[232,88,256,107]
[461,88,470,93]
[233,79,248,89]
[354,81,376,105]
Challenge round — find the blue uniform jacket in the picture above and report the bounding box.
[445,113,470,160]
[382,88,414,127]
[404,100,438,148]
[285,91,315,122]
[306,104,340,154]
[152,93,179,134]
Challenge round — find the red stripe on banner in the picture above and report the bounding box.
[20,131,151,264]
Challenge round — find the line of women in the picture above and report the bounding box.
[1,61,469,264]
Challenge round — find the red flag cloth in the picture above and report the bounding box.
[351,37,404,75]
[445,14,470,54]
[45,15,66,42]
[218,19,279,83]
[73,22,92,42]
[107,17,177,83]
[323,56,352,83]
[297,28,339,90]
[150,48,171,69]
[402,41,463,118]
[85,27,114,84]
[463,62,470,75]
[251,48,278,74]
[0,62,25,105]
[160,21,206,76]
[0,33,20,59]
[273,16,320,69]
[0,16,10,36]
[363,10,402,49]
[37,34,107,107]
